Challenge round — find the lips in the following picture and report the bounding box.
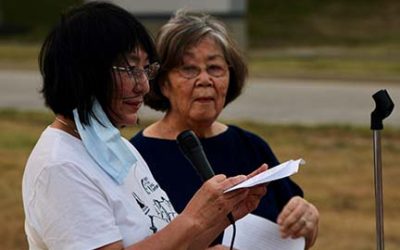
[194,96,214,103]
[122,97,143,110]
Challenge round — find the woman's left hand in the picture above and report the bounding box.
[277,196,319,249]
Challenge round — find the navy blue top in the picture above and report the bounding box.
[130,125,303,242]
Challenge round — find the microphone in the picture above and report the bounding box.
[177,130,215,181]
[177,130,235,224]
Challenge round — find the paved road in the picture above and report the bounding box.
[1,69,399,127]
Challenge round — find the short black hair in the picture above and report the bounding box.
[40,1,157,125]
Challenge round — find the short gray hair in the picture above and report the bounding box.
[144,9,248,111]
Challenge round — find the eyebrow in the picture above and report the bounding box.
[126,54,140,63]
[183,52,225,61]
[207,54,225,61]
[122,54,150,67]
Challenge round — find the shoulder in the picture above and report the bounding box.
[226,125,279,165]
[129,130,152,153]
[130,129,144,144]
[227,125,270,147]
[129,130,161,148]
[129,129,177,156]
[122,137,150,168]
[24,128,115,197]
[25,128,95,174]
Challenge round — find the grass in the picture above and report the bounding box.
[1,110,400,249]
[0,43,40,70]
[245,0,400,81]
[248,0,400,47]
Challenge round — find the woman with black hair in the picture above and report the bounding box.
[21,2,266,249]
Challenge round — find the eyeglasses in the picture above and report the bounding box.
[176,64,229,79]
[112,62,160,80]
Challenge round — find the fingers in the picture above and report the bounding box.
[277,197,306,238]
[277,196,303,226]
[221,165,269,221]
[217,174,247,191]
[192,174,249,211]
[246,163,268,178]
[277,196,319,240]
[231,184,267,220]
[183,173,267,232]
[199,174,245,197]
[205,174,248,200]
[209,175,265,223]
[244,183,267,203]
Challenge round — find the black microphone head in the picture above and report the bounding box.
[177,130,202,155]
[177,130,215,181]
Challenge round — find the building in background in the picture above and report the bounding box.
[86,0,248,50]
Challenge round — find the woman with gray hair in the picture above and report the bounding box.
[131,10,319,248]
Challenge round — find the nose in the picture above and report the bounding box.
[195,69,213,87]
[132,74,150,94]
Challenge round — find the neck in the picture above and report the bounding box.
[144,113,227,140]
[52,115,80,139]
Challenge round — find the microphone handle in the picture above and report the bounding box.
[177,130,235,224]
[188,147,215,181]
[185,149,236,225]
[187,148,235,224]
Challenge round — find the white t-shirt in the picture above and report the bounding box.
[22,127,177,250]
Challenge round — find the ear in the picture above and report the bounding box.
[160,79,171,99]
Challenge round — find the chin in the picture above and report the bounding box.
[195,110,219,119]
[115,115,138,127]
[192,114,217,125]
[126,116,139,126]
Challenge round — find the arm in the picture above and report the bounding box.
[33,163,249,250]
[98,168,268,250]
[99,174,255,250]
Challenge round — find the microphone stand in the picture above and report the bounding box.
[370,89,394,250]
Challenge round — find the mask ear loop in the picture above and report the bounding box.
[109,58,128,127]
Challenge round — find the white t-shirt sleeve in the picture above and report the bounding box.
[30,162,122,250]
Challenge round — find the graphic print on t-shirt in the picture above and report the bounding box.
[141,176,160,194]
[132,176,177,233]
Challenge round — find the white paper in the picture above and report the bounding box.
[222,213,305,250]
[224,159,305,193]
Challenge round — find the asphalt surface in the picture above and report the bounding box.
[1,69,399,127]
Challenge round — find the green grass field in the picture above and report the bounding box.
[1,110,400,249]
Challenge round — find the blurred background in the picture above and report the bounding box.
[0,0,399,249]
[2,0,400,81]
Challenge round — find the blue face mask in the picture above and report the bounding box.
[73,99,137,184]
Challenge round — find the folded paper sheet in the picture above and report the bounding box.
[222,213,305,250]
[224,159,305,193]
